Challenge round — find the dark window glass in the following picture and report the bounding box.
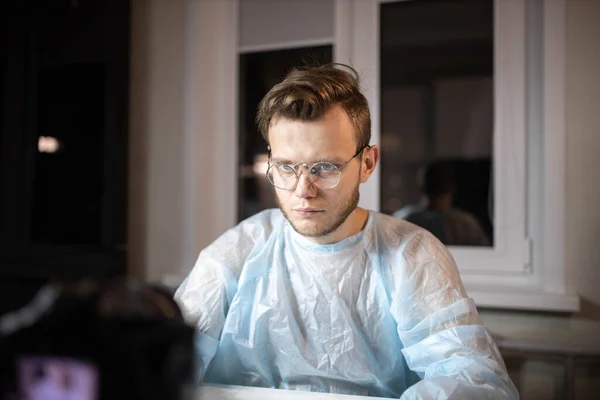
[31,63,106,245]
[380,0,494,247]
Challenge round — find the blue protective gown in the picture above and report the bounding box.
[174,209,518,399]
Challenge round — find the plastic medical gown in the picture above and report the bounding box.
[175,209,518,399]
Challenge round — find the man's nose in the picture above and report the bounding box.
[294,168,317,198]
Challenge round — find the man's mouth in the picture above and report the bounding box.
[293,208,324,216]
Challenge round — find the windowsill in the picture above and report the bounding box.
[479,308,600,356]
[471,289,580,312]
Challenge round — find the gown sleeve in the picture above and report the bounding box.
[174,212,269,382]
[389,230,519,399]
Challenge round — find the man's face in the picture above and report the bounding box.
[268,105,373,244]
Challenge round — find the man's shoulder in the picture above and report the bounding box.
[371,211,458,272]
[370,210,447,254]
[372,210,425,239]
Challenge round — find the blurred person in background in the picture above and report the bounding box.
[404,160,490,247]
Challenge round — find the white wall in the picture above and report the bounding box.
[128,0,237,283]
[128,0,186,281]
[566,0,600,316]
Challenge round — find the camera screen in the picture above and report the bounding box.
[17,356,98,400]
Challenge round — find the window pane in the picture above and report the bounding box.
[31,63,106,245]
[238,46,332,221]
[380,0,494,247]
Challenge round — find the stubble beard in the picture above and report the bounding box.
[276,183,361,238]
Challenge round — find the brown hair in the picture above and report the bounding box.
[256,63,371,152]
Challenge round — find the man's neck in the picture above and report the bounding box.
[308,207,369,245]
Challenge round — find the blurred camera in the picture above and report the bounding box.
[0,279,195,400]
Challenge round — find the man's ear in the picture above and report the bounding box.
[360,145,380,183]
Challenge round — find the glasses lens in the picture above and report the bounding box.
[309,162,341,189]
[266,162,342,190]
[267,164,297,190]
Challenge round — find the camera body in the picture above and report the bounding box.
[0,280,195,400]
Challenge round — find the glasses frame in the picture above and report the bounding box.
[266,144,371,190]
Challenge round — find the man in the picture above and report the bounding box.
[174,64,518,399]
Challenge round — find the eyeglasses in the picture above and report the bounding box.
[266,145,370,190]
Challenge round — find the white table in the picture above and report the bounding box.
[197,384,389,400]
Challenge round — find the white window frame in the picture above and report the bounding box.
[185,0,578,311]
[337,0,529,275]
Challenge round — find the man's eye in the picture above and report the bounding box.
[311,163,337,174]
[278,164,295,172]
